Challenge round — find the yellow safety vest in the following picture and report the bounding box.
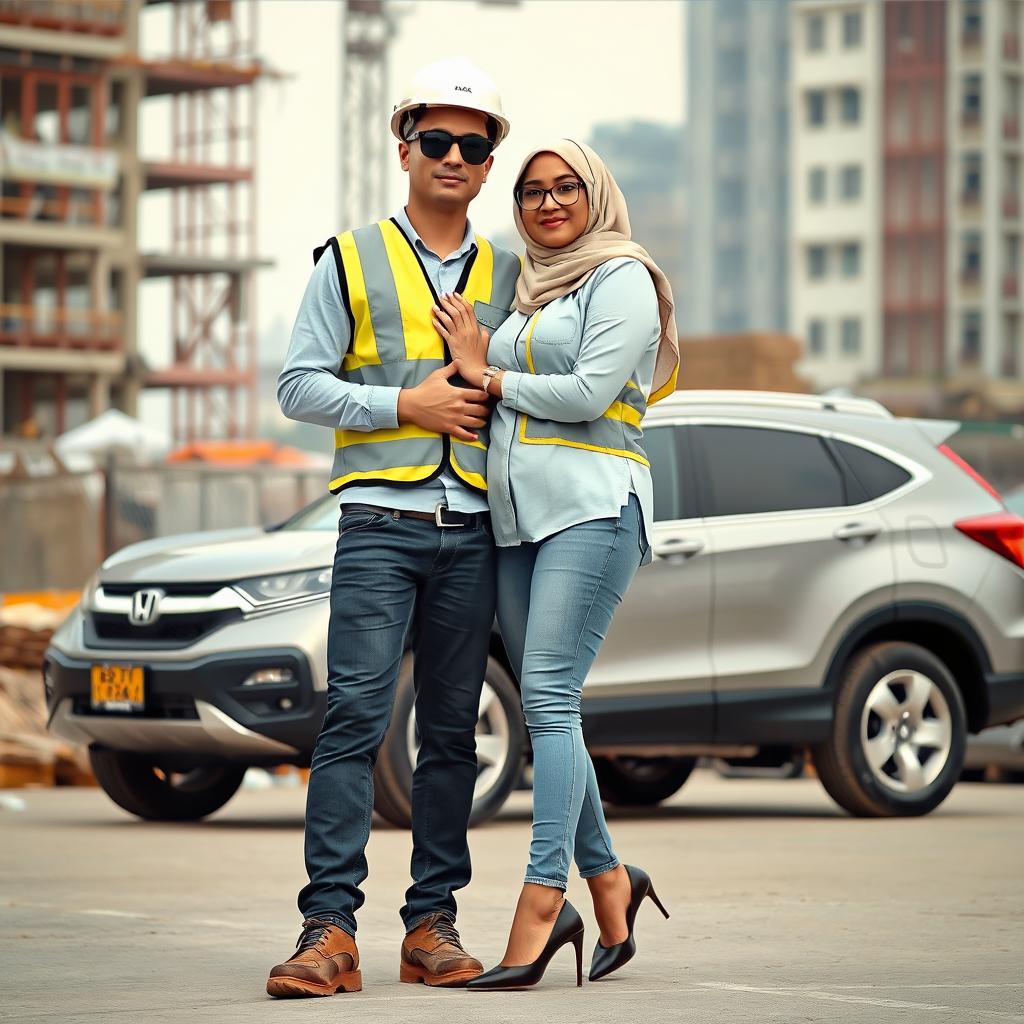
[516,308,674,465]
[320,217,520,494]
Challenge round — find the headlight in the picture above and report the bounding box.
[234,568,332,606]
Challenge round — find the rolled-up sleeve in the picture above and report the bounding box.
[499,259,658,424]
[277,250,400,431]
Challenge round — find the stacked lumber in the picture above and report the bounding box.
[0,662,94,790]
[0,596,75,671]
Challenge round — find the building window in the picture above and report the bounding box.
[841,318,862,355]
[34,81,59,144]
[842,11,863,48]
[961,152,983,202]
[806,90,827,127]
[807,14,825,52]
[961,311,982,365]
[962,230,983,280]
[67,84,94,147]
[840,86,861,125]
[841,242,861,277]
[962,0,983,38]
[963,73,983,124]
[808,166,827,203]
[807,245,828,279]
[839,164,862,200]
[808,319,826,355]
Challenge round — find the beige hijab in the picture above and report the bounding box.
[512,139,679,403]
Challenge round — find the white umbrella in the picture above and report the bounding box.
[54,409,171,463]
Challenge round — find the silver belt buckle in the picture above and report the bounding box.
[434,502,465,528]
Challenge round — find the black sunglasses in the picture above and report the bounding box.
[407,129,494,166]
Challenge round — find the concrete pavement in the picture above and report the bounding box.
[3,771,1023,1024]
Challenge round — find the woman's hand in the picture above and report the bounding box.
[432,293,489,388]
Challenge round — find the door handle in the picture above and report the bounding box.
[834,522,880,542]
[653,537,705,559]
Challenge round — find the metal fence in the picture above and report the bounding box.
[1,461,330,593]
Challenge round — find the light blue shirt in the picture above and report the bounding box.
[487,257,661,560]
[277,207,489,514]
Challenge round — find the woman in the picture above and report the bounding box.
[432,139,679,990]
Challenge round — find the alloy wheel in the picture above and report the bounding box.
[406,681,511,801]
[860,669,953,794]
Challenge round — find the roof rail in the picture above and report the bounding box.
[661,390,893,419]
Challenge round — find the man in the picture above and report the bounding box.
[267,58,520,998]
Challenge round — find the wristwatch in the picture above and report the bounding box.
[481,365,503,395]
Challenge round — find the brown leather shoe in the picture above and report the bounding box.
[400,912,483,987]
[266,918,362,998]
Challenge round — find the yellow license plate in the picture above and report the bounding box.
[90,665,145,710]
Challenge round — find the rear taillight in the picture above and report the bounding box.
[938,444,1005,504]
[955,512,1024,569]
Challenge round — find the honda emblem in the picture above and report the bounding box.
[129,589,163,626]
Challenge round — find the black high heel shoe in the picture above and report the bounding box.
[589,864,670,982]
[467,898,585,991]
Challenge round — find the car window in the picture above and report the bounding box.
[695,425,846,516]
[280,496,338,531]
[832,439,911,500]
[643,424,684,522]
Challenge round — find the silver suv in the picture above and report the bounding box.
[44,391,1024,822]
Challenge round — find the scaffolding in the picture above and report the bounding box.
[135,0,269,443]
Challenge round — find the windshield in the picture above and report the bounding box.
[276,495,339,531]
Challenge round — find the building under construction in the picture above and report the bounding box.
[0,0,270,444]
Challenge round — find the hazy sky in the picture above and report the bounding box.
[138,0,686,427]
[257,0,684,340]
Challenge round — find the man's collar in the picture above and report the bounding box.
[394,206,475,261]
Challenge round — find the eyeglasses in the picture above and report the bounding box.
[407,129,494,166]
[514,181,586,211]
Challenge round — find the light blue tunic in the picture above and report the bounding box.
[487,257,661,560]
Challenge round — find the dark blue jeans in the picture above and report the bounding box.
[298,508,496,936]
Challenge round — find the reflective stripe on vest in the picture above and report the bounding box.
[329,218,520,494]
[516,311,651,467]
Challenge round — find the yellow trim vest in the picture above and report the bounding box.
[321,218,521,494]
[516,310,653,466]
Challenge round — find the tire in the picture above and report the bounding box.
[593,755,696,806]
[89,747,246,821]
[812,641,967,817]
[373,653,526,829]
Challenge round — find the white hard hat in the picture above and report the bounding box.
[390,57,510,148]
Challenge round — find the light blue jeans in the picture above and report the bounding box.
[496,495,644,890]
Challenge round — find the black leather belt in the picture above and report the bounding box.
[340,502,490,529]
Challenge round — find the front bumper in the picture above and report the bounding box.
[45,644,326,765]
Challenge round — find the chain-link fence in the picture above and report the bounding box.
[0,470,104,592]
[1,461,330,593]
[104,462,329,553]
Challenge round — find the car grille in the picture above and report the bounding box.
[72,693,200,720]
[84,608,244,649]
[101,581,228,598]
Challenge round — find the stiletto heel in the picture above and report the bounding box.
[468,899,586,991]
[647,880,670,920]
[589,864,669,982]
[572,929,584,987]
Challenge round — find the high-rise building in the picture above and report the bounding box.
[791,0,1024,412]
[589,120,686,302]
[0,0,270,443]
[790,0,883,389]
[684,0,791,335]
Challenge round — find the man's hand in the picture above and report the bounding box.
[397,363,490,442]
